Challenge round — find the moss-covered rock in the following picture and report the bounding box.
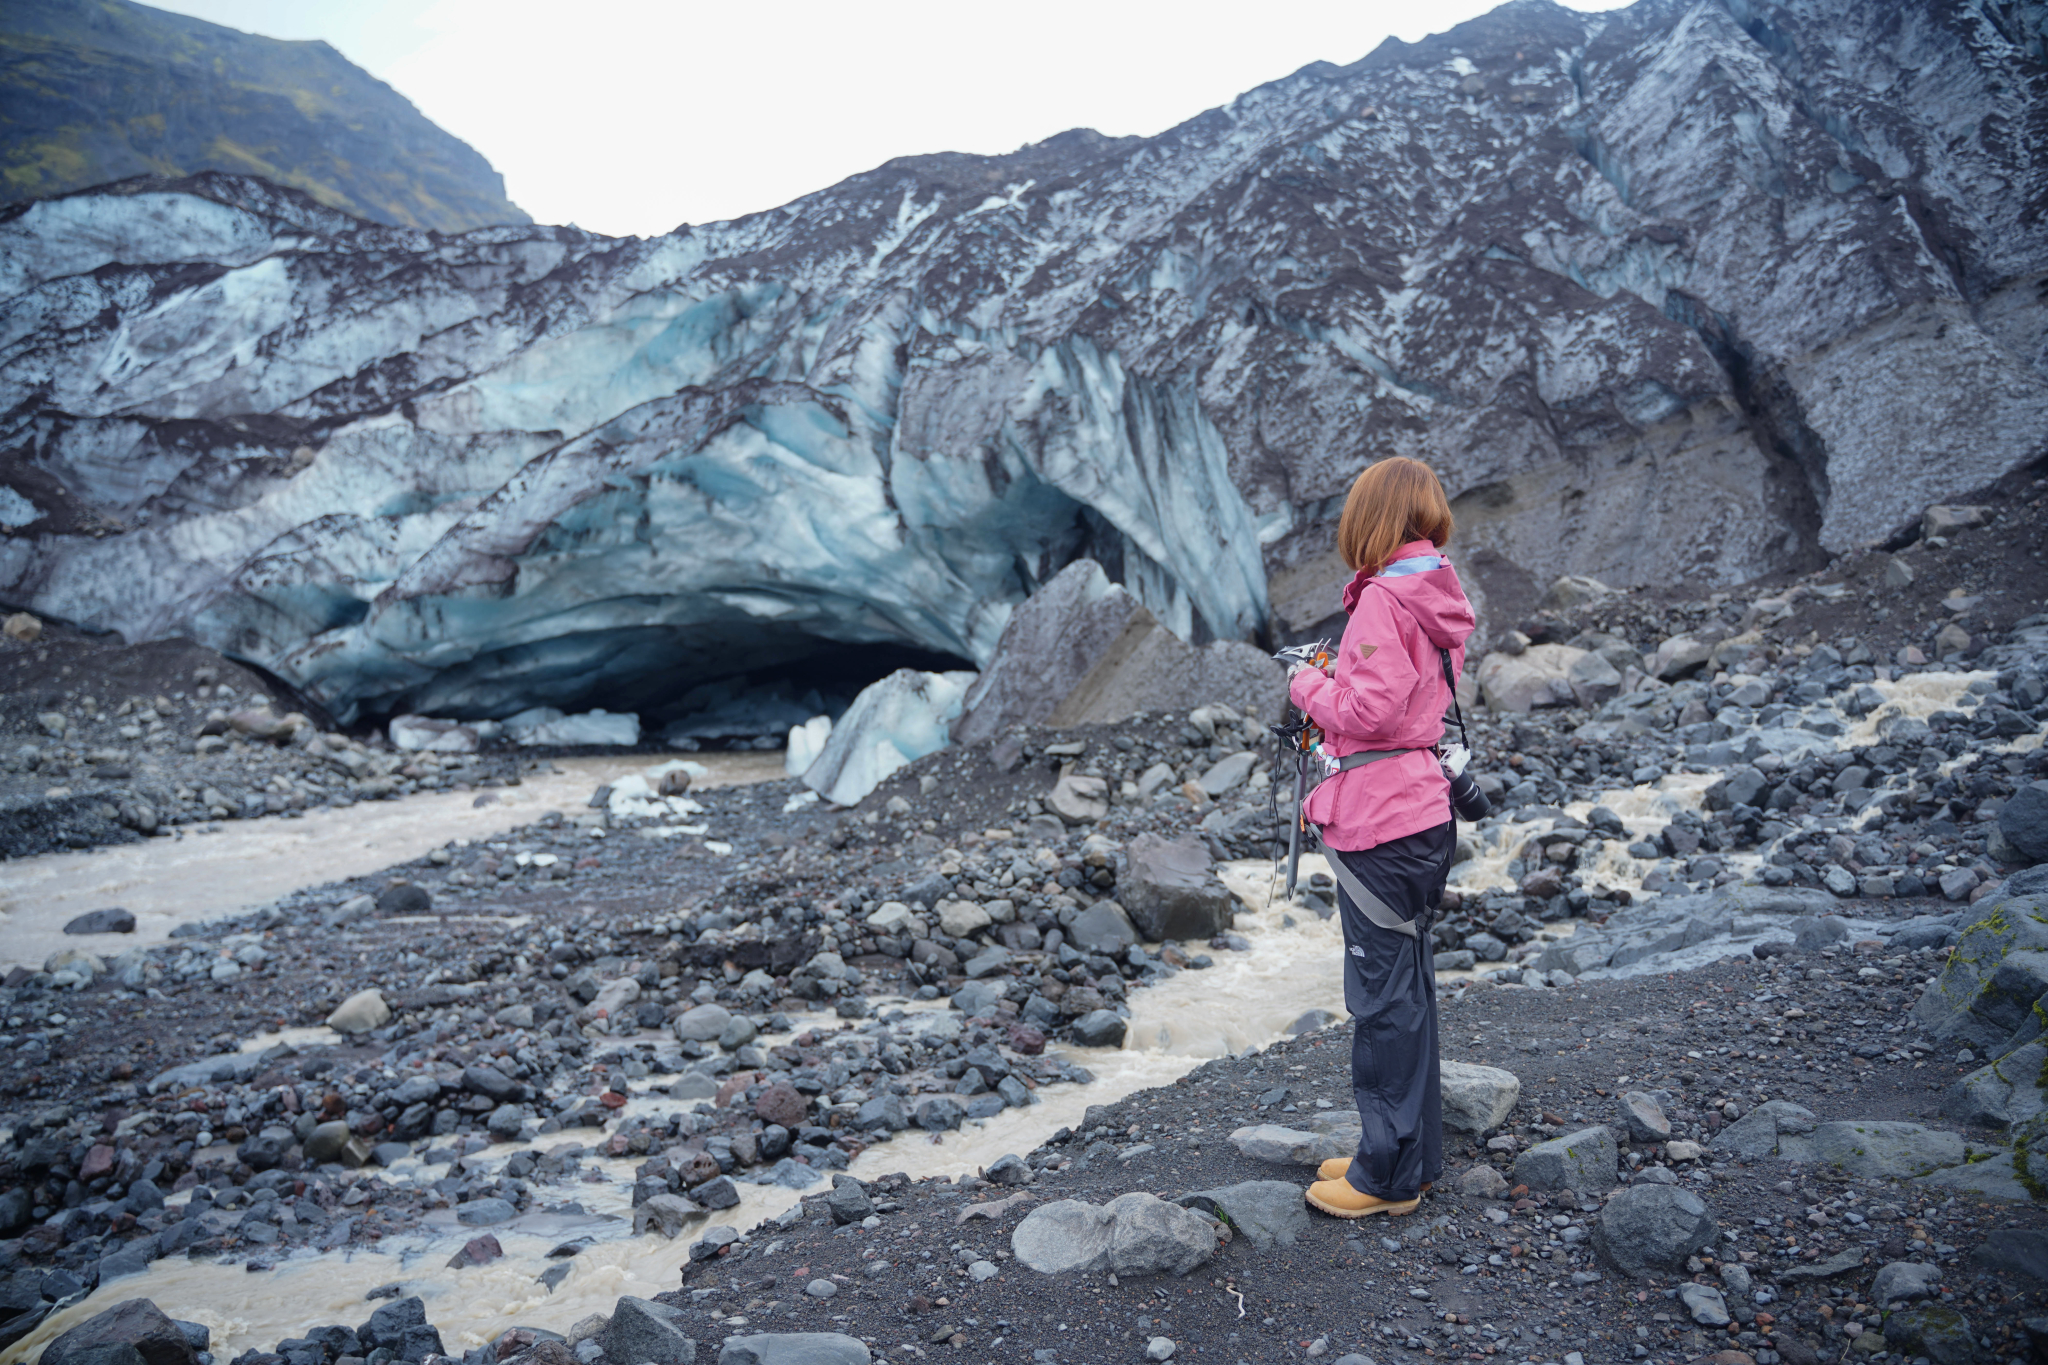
[1911,893,2048,1052]
[1880,1304,1977,1365]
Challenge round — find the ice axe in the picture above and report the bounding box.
[1267,638,1332,899]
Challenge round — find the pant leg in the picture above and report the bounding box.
[1332,821,1452,1199]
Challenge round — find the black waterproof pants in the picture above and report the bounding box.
[1332,820,1453,1200]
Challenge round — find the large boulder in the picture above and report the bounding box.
[1593,1185,1717,1276]
[2000,782,2048,863]
[1011,1193,1217,1277]
[1066,900,1141,956]
[42,1301,197,1365]
[1776,1121,1966,1178]
[1910,889,2048,1052]
[602,1298,696,1365]
[1944,1041,2048,1127]
[1439,1062,1520,1134]
[1476,646,1585,712]
[954,560,1285,742]
[1116,833,1237,942]
[1512,1126,1618,1192]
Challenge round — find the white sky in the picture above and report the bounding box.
[150,0,1632,238]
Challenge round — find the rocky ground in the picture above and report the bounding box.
[3,483,2046,1365]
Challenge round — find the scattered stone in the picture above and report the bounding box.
[1439,1061,1519,1133]
[1513,1126,1618,1192]
[1177,1180,1310,1251]
[1871,1261,1942,1306]
[1011,1194,1217,1277]
[1618,1091,1672,1142]
[715,1334,872,1365]
[601,1297,696,1365]
[1592,1184,1716,1275]
[326,988,392,1035]
[62,908,136,935]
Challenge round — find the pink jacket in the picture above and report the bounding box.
[1288,540,1476,851]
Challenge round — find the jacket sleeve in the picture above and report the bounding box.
[1287,587,1420,743]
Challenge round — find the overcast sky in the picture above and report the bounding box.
[152,0,1632,238]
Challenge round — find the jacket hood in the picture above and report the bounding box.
[1340,541,1476,649]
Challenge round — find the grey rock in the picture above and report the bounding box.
[1117,833,1237,942]
[716,1333,871,1365]
[1063,901,1142,956]
[1195,751,1257,796]
[674,1004,735,1043]
[460,1064,519,1101]
[42,1300,196,1365]
[1912,890,2048,1050]
[1678,1283,1730,1327]
[1790,914,1851,950]
[1618,1092,1672,1143]
[1712,1100,1817,1159]
[1228,1123,1350,1166]
[1512,1126,1618,1193]
[63,908,136,935]
[825,1182,874,1225]
[1592,1184,1717,1276]
[1780,1247,1873,1282]
[1871,1261,1942,1306]
[855,1096,909,1133]
[326,989,392,1035]
[1048,773,1109,825]
[1177,1180,1311,1251]
[10,0,2046,735]
[1999,781,2048,863]
[950,979,1005,1017]
[603,1296,696,1365]
[1010,1193,1216,1277]
[1911,1150,2034,1202]
[1439,1061,1519,1134]
[1779,1121,1965,1178]
[1944,1041,2048,1128]
[1971,1228,2048,1279]
[634,1194,705,1239]
[1456,1164,1509,1198]
[915,1096,964,1131]
[1146,1338,1176,1362]
[696,1176,741,1211]
[804,1280,837,1300]
[456,1198,516,1226]
[1879,1305,1977,1365]
[302,1120,356,1164]
[1069,1009,1128,1048]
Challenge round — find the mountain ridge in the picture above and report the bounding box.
[0,0,528,234]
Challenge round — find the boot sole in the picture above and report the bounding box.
[1305,1190,1422,1219]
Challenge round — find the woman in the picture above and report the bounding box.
[1287,456,1474,1218]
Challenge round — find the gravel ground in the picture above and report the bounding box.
[650,959,2048,1365]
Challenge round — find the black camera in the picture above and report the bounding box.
[1448,767,1491,821]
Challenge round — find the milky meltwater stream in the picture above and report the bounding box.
[3,669,2017,1362]
[0,753,788,972]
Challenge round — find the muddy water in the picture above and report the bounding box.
[0,754,785,971]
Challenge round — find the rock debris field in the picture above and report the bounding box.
[2,493,2048,1365]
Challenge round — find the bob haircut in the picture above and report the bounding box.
[1336,457,1455,575]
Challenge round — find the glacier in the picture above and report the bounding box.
[0,0,2043,724]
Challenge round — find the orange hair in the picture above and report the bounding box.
[1336,457,1455,575]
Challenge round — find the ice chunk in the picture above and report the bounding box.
[803,669,977,806]
[787,714,833,776]
[606,771,705,820]
[388,715,479,752]
[504,707,641,747]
